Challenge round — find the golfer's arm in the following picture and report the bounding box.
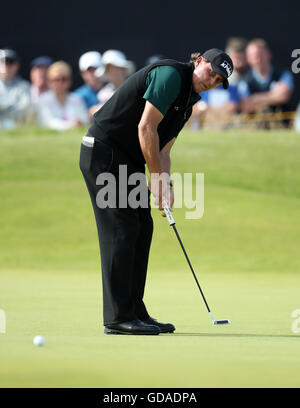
[253,82,292,107]
[159,138,176,175]
[138,101,164,174]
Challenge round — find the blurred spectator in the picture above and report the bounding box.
[37,61,89,130]
[189,50,238,129]
[239,39,294,116]
[198,83,239,113]
[295,102,300,133]
[30,56,53,109]
[96,50,135,107]
[145,54,166,66]
[190,38,248,128]
[225,37,249,86]
[193,38,248,125]
[190,83,240,130]
[0,49,31,129]
[75,51,104,117]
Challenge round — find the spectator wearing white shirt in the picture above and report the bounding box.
[30,56,53,109]
[96,50,135,108]
[38,61,89,130]
[0,49,31,129]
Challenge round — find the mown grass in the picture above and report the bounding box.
[0,127,299,388]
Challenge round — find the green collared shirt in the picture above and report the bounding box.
[143,66,200,116]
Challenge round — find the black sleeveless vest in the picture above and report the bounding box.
[246,67,291,112]
[90,59,196,167]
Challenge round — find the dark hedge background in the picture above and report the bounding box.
[1,0,299,108]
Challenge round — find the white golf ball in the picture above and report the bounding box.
[33,335,45,347]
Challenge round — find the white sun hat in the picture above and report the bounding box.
[95,50,135,78]
[79,51,102,71]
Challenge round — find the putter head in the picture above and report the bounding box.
[213,319,231,325]
[209,312,231,325]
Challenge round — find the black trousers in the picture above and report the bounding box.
[79,137,153,325]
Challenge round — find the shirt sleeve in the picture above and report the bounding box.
[200,91,209,103]
[0,80,31,119]
[37,102,73,130]
[74,94,90,126]
[143,66,182,115]
[228,85,240,103]
[238,80,250,99]
[279,70,294,90]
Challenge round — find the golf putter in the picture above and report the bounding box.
[163,204,231,325]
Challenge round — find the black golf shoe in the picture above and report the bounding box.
[104,319,160,335]
[142,317,175,333]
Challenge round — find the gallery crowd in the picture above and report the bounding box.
[0,38,299,131]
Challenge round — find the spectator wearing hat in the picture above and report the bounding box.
[37,61,89,131]
[75,51,104,117]
[0,49,31,129]
[96,50,135,108]
[30,56,53,109]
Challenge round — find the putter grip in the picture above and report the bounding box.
[163,204,175,226]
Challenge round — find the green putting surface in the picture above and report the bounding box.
[0,127,300,387]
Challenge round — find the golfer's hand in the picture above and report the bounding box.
[161,188,174,218]
[148,172,174,214]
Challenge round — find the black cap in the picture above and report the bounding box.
[0,49,19,63]
[202,48,233,89]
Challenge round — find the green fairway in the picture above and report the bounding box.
[0,127,300,388]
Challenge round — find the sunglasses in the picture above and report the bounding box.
[2,58,17,65]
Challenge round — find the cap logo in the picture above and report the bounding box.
[220,60,232,77]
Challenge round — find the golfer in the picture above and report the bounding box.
[80,49,233,335]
